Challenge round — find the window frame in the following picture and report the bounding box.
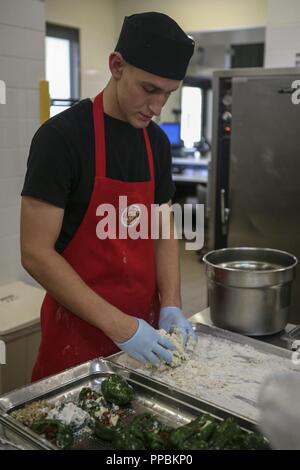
[46,22,81,107]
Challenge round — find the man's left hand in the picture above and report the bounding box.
[159,306,195,343]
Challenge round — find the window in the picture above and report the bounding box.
[46,23,80,117]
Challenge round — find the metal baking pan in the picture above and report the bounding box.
[110,321,300,364]
[193,322,300,359]
[0,357,260,450]
[108,322,300,423]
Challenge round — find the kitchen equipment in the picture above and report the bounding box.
[0,282,44,394]
[111,322,300,421]
[208,67,300,323]
[203,247,297,336]
[0,357,259,450]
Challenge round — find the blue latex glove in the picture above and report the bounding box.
[159,306,195,343]
[115,318,176,366]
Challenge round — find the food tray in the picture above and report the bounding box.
[0,357,259,450]
[109,322,300,422]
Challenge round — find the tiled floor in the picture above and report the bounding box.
[179,240,208,318]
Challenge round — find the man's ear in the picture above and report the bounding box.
[109,52,126,80]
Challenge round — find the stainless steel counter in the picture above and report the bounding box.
[189,308,297,351]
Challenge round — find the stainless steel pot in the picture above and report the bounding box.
[203,247,298,336]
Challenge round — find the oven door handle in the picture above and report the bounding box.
[221,188,230,235]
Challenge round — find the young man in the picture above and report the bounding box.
[21,12,195,380]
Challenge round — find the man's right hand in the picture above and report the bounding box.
[115,318,176,366]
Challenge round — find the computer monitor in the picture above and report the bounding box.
[159,122,181,147]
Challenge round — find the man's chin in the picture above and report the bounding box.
[129,116,151,129]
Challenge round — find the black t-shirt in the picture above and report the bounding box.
[21,99,175,253]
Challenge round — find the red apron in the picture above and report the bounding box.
[32,92,159,381]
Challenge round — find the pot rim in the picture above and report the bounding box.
[203,247,298,274]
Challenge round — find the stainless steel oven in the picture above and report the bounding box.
[208,67,300,322]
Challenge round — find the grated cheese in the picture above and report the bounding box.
[47,402,88,427]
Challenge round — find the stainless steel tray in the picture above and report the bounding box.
[108,322,300,423]
[109,321,300,370]
[192,322,300,359]
[0,357,259,450]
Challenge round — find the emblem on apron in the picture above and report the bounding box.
[121,204,141,227]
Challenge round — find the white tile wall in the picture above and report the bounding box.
[0,149,28,179]
[0,118,31,149]
[0,56,44,89]
[0,0,45,32]
[265,47,299,68]
[0,205,20,238]
[0,88,39,119]
[265,0,300,67]
[266,24,300,52]
[0,234,20,285]
[267,0,300,26]
[0,24,44,60]
[0,0,45,284]
[0,178,24,208]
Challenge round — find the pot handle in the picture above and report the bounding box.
[285,325,300,350]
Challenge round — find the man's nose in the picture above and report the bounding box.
[148,94,167,116]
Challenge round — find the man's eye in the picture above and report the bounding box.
[143,86,155,94]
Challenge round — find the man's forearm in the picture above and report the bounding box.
[22,249,137,343]
[155,220,182,308]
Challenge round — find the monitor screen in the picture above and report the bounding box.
[159,122,181,146]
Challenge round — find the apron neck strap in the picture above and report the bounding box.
[93,92,106,178]
[93,92,155,181]
[143,127,155,181]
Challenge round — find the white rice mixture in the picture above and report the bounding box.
[116,333,300,421]
[151,328,196,370]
